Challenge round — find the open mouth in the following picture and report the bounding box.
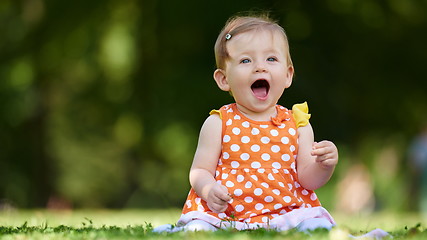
[251,79,270,99]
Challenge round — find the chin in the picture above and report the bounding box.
[248,101,276,112]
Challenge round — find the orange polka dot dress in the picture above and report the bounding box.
[178,103,335,230]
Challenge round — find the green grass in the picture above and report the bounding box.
[0,209,426,239]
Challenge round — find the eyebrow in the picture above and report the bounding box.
[231,49,283,58]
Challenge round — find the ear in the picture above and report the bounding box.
[213,69,230,92]
[284,65,294,88]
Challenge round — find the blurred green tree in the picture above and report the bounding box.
[0,0,426,210]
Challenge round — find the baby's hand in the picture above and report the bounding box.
[206,183,232,213]
[311,140,338,169]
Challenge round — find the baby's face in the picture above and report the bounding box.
[222,30,294,116]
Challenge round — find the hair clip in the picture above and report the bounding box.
[225,33,232,40]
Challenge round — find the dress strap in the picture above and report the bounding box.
[292,102,311,128]
[209,109,222,119]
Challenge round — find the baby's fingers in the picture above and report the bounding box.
[311,147,327,156]
[312,141,336,156]
[317,158,338,169]
[208,201,228,213]
[216,185,232,202]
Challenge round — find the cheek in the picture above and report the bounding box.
[272,85,285,95]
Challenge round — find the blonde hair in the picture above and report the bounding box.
[214,14,293,70]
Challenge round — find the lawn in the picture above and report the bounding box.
[0,209,426,239]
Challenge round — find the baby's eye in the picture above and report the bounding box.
[240,59,251,64]
[267,57,277,62]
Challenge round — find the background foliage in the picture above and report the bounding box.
[1,0,426,212]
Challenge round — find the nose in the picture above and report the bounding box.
[254,62,267,73]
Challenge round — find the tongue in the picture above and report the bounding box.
[252,87,268,98]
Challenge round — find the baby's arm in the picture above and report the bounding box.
[296,123,338,190]
[189,114,232,213]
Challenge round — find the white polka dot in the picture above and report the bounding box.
[251,175,259,181]
[232,127,241,135]
[244,196,253,203]
[251,144,260,152]
[226,119,232,126]
[302,189,309,195]
[270,129,279,136]
[198,205,205,211]
[218,213,226,218]
[278,181,285,187]
[215,170,220,177]
[264,196,274,202]
[222,152,229,159]
[195,198,201,204]
[245,181,253,188]
[234,189,243,196]
[260,125,268,129]
[294,182,301,188]
[271,145,280,153]
[221,173,228,179]
[255,203,264,210]
[278,124,286,129]
[261,137,270,144]
[281,137,289,144]
[242,121,250,128]
[310,193,318,201]
[280,210,287,214]
[241,136,250,144]
[272,162,281,169]
[290,145,296,152]
[262,209,270,214]
[261,153,270,161]
[226,181,234,187]
[274,203,282,210]
[234,115,241,120]
[251,128,260,135]
[257,168,265,173]
[230,170,237,174]
[262,217,269,223]
[254,188,263,196]
[223,135,231,143]
[231,161,240,168]
[289,128,296,136]
[272,189,281,195]
[186,200,192,208]
[251,162,261,169]
[230,144,240,152]
[261,182,269,188]
[268,173,275,181]
[283,196,292,203]
[281,154,290,161]
[288,183,293,191]
[235,205,244,212]
[240,153,250,161]
[237,175,244,182]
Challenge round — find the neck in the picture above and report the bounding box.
[235,104,277,122]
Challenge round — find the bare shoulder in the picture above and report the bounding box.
[296,123,314,156]
[297,122,314,139]
[192,113,223,170]
[200,114,222,134]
